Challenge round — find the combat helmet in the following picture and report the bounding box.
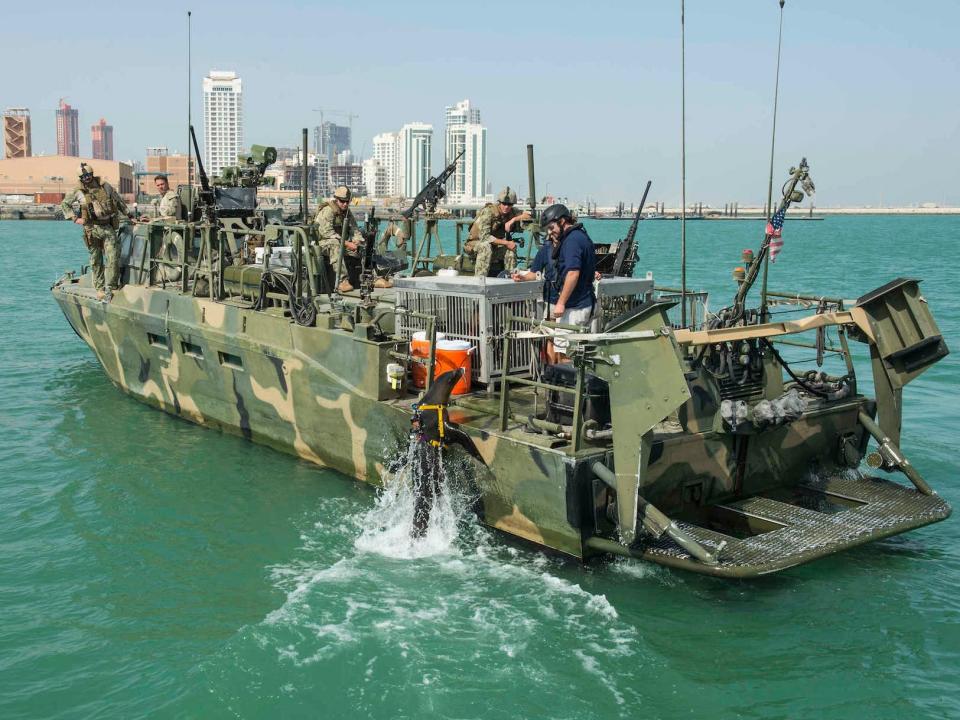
[497,187,517,205]
[333,186,352,202]
[78,162,95,180]
[540,203,572,227]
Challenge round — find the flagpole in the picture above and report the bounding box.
[759,0,785,321]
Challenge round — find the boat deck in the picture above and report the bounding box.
[636,473,952,577]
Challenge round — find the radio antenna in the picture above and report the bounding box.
[680,0,688,327]
[759,0,786,320]
[186,10,194,218]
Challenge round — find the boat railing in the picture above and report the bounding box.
[654,286,709,330]
[388,307,442,391]
[136,220,315,304]
[497,315,590,453]
[763,290,856,385]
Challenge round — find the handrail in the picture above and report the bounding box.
[498,314,588,452]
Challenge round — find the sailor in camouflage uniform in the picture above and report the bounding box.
[465,187,531,276]
[314,186,365,293]
[60,163,128,301]
[148,175,179,220]
[140,175,183,282]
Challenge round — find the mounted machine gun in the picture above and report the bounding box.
[402,150,464,219]
[596,180,652,277]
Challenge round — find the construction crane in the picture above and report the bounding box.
[311,108,359,133]
[311,109,360,160]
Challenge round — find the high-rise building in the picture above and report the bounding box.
[202,70,243,178]
[313,155,330,198]
[2,108,31,159]
[56,99,80,157]
[91,118,114,161]
[314,122,351,162]
[282,154,330,199]
[362,158,388,199]
[372,132,399,196]
[445,98,480,128]
[397,123,432,199]
[329,163,365,198]
[444,99,487,203]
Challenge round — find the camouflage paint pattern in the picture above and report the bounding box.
[51,249,952,575]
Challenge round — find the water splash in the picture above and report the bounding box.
[354,443,474,559]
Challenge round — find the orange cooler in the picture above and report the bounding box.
[410,332,473,394]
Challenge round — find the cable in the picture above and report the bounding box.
[760,338,834,397]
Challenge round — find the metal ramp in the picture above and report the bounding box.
[636,474,951,577]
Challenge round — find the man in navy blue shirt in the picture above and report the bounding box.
[513,203,595,357]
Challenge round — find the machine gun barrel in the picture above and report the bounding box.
[401,150,464,219]
[610,180,652,277]
[189,125,216,220]
[189,125,212,194]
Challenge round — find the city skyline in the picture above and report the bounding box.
[1,1,958,205]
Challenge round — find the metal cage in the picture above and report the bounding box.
[394,275,543,384]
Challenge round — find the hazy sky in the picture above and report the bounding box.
[2,0,958,206]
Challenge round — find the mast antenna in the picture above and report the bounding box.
[759,0,786,319]
[680,0,687,327]
[187,10,194,218]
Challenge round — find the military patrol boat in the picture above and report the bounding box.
[51,145,951,578]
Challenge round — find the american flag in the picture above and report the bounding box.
[766,207,786,262]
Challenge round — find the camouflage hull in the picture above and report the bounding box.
[52,280,598,557]
[51,275,951,576]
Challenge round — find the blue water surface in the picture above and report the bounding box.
[0,216,957,719]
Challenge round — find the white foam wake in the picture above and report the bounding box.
[354,448,472,560]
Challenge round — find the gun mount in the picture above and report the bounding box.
[402,150,464,219]
[188,126,277,219]
[215,145,278,189]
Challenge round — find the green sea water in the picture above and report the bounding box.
[1,216,958,719]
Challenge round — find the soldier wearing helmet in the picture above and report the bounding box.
[465,187,532,276]
[60,163,129,301]
[314,186,366,293]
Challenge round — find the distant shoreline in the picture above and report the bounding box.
[1,203,958,222]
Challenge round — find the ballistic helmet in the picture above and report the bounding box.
[78,163,95,180]
[333,186,351,201]
[540,203,572,227]
[497,187,517,205]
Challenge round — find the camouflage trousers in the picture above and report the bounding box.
[472,239,516,277]
[318,236,360,272]
[377,222,409,262]
[84,224,121,291]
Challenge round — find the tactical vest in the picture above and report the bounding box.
[468,203,515,242]
[77,179,118,225]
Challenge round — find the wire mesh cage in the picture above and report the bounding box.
[394,275,542,384]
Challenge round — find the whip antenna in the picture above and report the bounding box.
[680,0,687,327]
[759,0,786,319]
[186,10,194,219]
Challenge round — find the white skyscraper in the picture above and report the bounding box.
[444,99,487,203]
[202,70,243,178]
[362,157,388,198]
[372,131,399,196]
[397,123,432,199]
